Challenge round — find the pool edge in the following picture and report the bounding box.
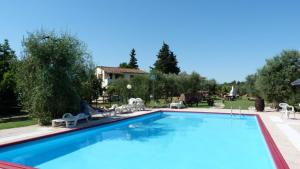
[256,114,290,169]
[0,110,290,169]
[0,160,37,169]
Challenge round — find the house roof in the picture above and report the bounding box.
[97,66,147,74]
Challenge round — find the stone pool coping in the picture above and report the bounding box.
[0,108,297,169]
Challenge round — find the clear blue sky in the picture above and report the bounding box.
[1,0,300,83]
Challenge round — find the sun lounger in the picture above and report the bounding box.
[115,98,145,114]
[135,98,145,111]
[52,113,89,128]
[86,102,117,117]
[170,101,185,109]
[63,113,89,128]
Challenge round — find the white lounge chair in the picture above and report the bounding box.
[170,101,185,109]
[89,104,118,117]
[115,98,146,113]
[135,98,145,111]
[279,103,295,119]
[62,113,89,128]
[115,105,132,114]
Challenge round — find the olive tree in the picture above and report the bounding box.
[244,74,258,97]
[255,50,300,106]
[17,30,94,124]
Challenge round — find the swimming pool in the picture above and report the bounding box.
[0,111,287,169]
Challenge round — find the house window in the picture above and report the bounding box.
[130,75,134,78]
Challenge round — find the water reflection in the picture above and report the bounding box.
[0,113,174,167]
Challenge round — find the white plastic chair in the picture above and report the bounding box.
[170,101,185,109]
[279,103,295,119]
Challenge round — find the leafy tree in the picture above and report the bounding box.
[80,71,102,104]
[0,39,18,114]
[255,50,300,106]
[150,70,178,101]
[128,48,138,69]
[109,69,215,104]
[17,30,94,124]
[153,43,180,74]
[204,79,217,95]
[130,75,150,101]
[187,72,205,93]
[108,78,130,103]
[119,62,130,68]
[244,74,258,96]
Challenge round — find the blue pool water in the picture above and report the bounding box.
[0,112,276,169]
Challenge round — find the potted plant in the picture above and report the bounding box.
[207,98,214,106]
[255,96,265,112]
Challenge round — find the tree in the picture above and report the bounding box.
[108,78,130,103]
[167,52,180,74]
[255,50,300,106]
[0,39,18,114]
[244,74,258,97]
[119,48,139,69]
[204,79,217,95]
[128,48,138,69]
[153,42,180,74]
[80,71,102,104]
[17,30,94,124]
[187,72,204,93]
[130,75,150,102]
[119,62,130,68]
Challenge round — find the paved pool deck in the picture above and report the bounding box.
[0,108,299,169]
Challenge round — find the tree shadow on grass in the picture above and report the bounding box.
[0,116,31,123]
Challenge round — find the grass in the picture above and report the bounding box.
[189,102,211,108]
[146,100,169,108]
[223,97,255,110]
[93,97,254,110]
[0,116,37,130]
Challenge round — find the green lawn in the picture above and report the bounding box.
[0,116,37,130]
[223,98,255,110]
[189,102,211,108]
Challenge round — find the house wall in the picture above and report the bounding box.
[95,67,137,89]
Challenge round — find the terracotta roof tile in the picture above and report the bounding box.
[97,66,147,74]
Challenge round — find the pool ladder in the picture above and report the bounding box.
[230,106,243,116]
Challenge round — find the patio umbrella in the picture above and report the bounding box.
[229,86,237,96]
[291,78,300,86]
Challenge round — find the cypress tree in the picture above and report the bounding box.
[154,43,170,73]
[153,42,180,74]
[128,48,138,69]
[168,52,180,74]
[0,39,18,114]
